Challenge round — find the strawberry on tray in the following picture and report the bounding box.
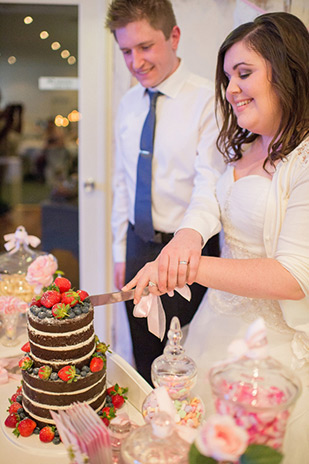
[4,381,129,444]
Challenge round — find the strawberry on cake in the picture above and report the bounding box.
[18,276,108,427]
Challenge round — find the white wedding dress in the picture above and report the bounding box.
[184,164,309,463]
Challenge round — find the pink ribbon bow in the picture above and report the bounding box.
[4,225,41,253]
[133,286,191,341]
[211,318,269,373]
[227,317,269,360]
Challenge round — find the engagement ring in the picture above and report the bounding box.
[179,260,188,265]
[148,281,156,287]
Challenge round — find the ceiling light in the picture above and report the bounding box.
[24,16,33,25]
[68,110,79,122]
[8,56,16,64]
[68,56,76,65]
[51,42,61,51]
[61,49,70,59]
[40,31,49,40]
[54,115,64,127]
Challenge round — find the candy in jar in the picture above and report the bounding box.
[209,318,301,450]
[0,226,47,346]
[145,317,204,428]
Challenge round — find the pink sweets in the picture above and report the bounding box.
[214,380,291,449]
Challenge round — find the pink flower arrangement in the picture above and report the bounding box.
[194,415,248,462]
[0,296,29,314]
[189,414,284,464]
[26,254,58,294]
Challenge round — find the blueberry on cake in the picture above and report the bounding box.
[19,277,107,426]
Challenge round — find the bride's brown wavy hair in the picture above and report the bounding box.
[215,12,309,167]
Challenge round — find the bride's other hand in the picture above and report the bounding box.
[157,228,203,292]
[122,260,162,304]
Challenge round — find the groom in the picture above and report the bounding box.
[106,0,223,384]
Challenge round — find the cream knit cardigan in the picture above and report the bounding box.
[264,137,309,366]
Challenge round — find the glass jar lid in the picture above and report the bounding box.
[120,411,190,464]
[151,317,197,400]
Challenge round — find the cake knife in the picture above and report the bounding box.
[89,287,150,306]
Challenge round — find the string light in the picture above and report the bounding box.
[61,49,70,59]
[40,31,49,40]
[51,41,61,51]
[54,114,64,127]
[12,16,77,66]
[68,110,80,122]
[24,16,33,24]
[68,56,76,65]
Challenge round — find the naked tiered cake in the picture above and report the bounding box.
[19,277,107,426]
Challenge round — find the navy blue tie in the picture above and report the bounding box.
[134,90,161,242]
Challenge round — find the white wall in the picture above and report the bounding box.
[174,0,235,82]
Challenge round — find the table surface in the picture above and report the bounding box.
[0,348,152,464]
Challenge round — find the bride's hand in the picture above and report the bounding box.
[157,228,202,292]
[122,259,162,304]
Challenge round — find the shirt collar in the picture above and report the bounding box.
[147,59,189,99]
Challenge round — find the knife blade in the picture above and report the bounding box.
[89,287,150,307]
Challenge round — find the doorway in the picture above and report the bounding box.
[0,0,114,344]
[0,2,79,287]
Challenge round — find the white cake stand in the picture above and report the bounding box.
[0,351,152,463]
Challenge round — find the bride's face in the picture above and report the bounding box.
[223,40,282,138]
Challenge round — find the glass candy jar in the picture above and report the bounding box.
[143,317,204,428]
[209,352,301,451]
[121,411,190,464]
[0,226,43,346]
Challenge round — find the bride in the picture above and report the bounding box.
[123,12,309,463]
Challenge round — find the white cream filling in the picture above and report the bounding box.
[29,333,95,351]
[23,385,106,411]
[24,374,106,396]
[27,320,93,338]
[23,394,106,425]
[30,343,96,366]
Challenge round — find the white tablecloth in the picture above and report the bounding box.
[0,351,152,464]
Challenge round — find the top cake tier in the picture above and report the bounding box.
[27,298,96,369]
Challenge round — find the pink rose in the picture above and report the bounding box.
[195,415,249,462]
[0,296,28,314]
[26,254,58,294]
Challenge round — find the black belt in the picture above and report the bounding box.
[130,223,174,244]
[153,230,174,244]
